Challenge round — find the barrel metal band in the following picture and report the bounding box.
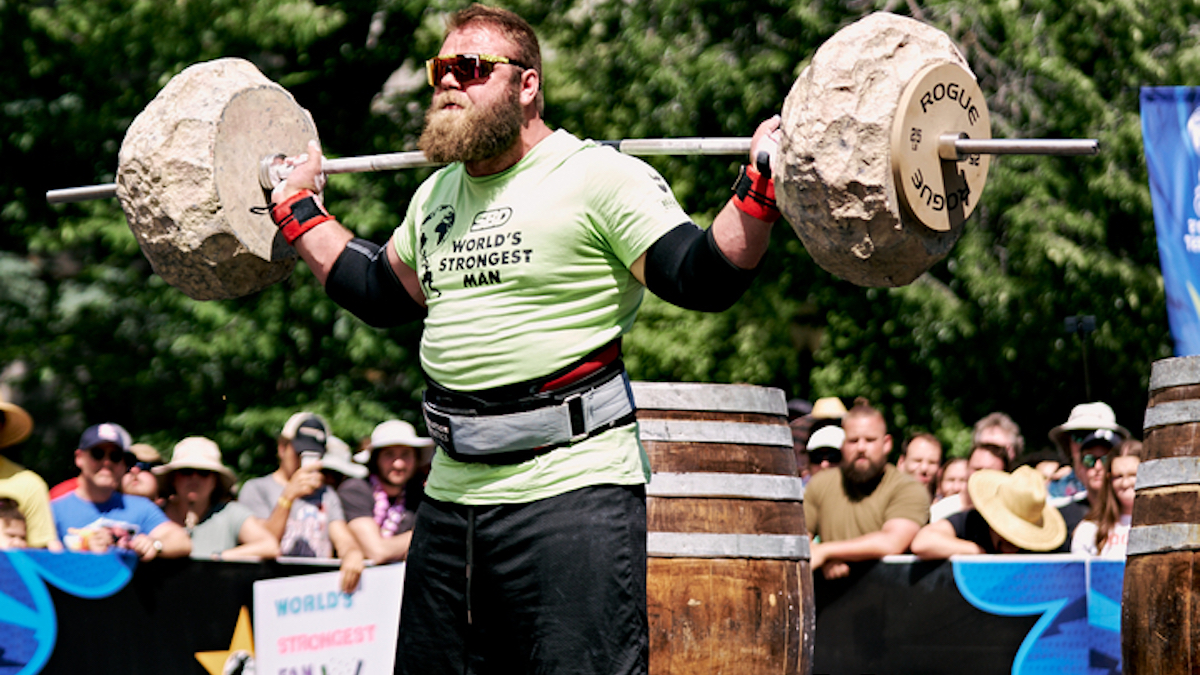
[647,532,810,560]
[1128,523,1200,556]
[631,382,787,415]
[636,419,793,447]
[1149,356,1200,392]
[1135,457,1200,490]
[647,472,804,501]
[1143,400,1200,431]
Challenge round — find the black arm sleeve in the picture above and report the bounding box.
[643,222,759,312]
[324,238,426,328]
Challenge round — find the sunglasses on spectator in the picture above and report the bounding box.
[426,53,530,87]
[809,448,843,465]
[88,446,129,464]
[132,461,162,472]
[1082,451,1111,468]
[176,468,214,479]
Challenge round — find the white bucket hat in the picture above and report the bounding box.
[1047,402,1130,449]
[355,420,435,467]
[321,435,368,479]
[153,436,237,491]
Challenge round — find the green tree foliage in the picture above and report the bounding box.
[0,0,1185,486]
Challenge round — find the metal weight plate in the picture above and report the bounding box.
[890,62,991,232]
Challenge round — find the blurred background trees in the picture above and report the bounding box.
[0,0,1183,483]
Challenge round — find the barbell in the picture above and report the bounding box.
[46,12,1098,300]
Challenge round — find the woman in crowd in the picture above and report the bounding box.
[1070,453,1138,558]
[934,458,969,502]
[155,437,279,560]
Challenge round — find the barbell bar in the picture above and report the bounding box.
[45,136,1097,206]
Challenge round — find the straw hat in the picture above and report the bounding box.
[153,437,237,491]
[810,397,848,420]
[1047,402,1130,449]
[0,400,33,449]
[968,466,1066,552]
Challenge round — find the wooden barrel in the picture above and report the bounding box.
[633,381,814,675]
[1124,356,1200,673]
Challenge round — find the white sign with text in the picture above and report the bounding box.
[253,563,405,675]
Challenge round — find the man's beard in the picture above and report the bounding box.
[418,84,524,164]
[843,454,886,487]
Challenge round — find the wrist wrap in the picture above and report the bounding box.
[731,164,781,223]
[271,189,335,244]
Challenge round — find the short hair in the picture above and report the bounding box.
[447,4,544,111]
[843,397,886,429]
[970,442,1010,472]
[0,498,24,523]
[972,412,1025,456]
[901,432,943,459]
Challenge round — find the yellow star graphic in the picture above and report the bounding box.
[195,605,256,675]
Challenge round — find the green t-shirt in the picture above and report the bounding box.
[804,464,931,542]
[393,130,690,506]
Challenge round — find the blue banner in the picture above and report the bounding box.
[1142,87,1200,355]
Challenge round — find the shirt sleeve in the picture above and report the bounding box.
[236,478,275,519]
[587,151,693,268]
[885,474,932,527]
[337,479,375,522]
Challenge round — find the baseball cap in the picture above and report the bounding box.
[78,423,132,452]
[281,412,328,457]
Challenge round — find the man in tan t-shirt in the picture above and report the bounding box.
[805,398,931,579]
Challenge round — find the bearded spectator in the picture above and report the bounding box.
[804,398,931,579]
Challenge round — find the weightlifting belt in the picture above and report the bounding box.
[422,341,636,464]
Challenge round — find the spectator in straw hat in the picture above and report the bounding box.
[338,420,434,564]
[156,437,279,561]
[52,423,191,559]
[911,466,1067,557]
[122,443,164,503]
[0,399,59,549]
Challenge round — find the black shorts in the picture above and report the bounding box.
[398,484,648,675]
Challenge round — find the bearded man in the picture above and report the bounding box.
[804,398,931,579]
[262,4,782,673]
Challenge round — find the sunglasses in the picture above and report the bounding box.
[1082,452,1111,468]
[809,448,843,465]
[176,468,214,479]
[133,461,162,472]
[88,446,129,464]
[426,53,530,87]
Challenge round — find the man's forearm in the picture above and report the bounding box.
[814,530,915,562]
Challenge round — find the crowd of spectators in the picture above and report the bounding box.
[0,391,1148,585]
[790,397,1144,578]
[0,399,433,592]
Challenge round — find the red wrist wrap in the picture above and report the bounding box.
[270,189,335,244]
[731,164,781,223]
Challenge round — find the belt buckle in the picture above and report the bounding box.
[566,392,588,442]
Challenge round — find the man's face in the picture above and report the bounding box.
[376,445,418,488]
[1080,442,1115,493]
[841,414,891,483]
[976,426,1017,460]
[76,442,128,491]
[419,26,527,164]
[899,438,941,485]
[968,448,1006,474]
